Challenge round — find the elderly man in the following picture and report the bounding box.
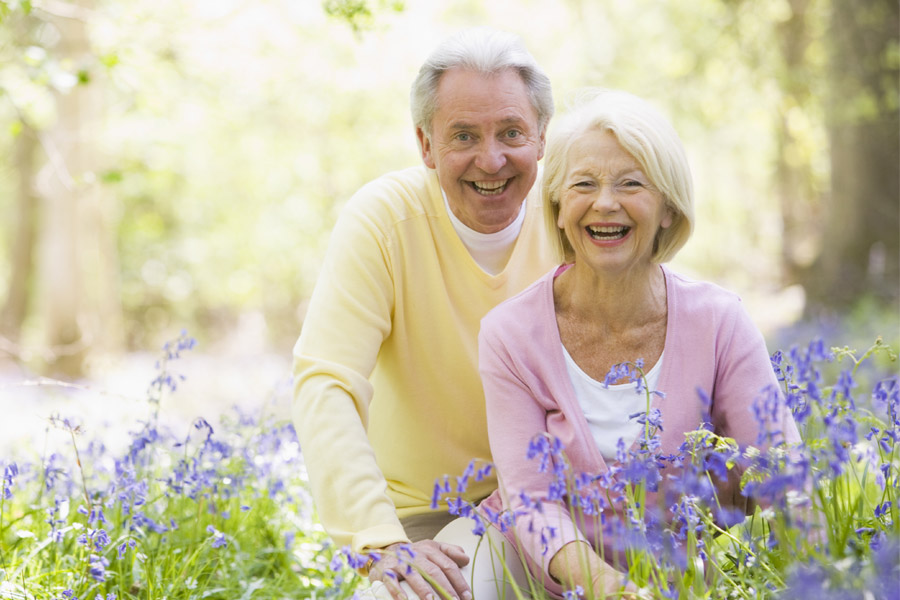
[292,28,558,599]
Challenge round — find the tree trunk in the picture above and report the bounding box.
[35,0,122,376]
[804,0,900,311]
[775,0,822,285]
[0,122,39,346]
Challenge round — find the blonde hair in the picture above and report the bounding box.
[542,88,694,263]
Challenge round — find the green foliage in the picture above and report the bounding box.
[0,337,363,599]
[0,0,895,357]
[323,0,405,33]
[418,338,899,599]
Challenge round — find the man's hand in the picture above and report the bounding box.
[368,540,472,600]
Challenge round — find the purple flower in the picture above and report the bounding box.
[88,553,110,581]
[830,370,857,407]
[2,462,17,499]
[329,553,343,572]
[206,525,227,548]
[874,501,892,520]
[563,586,584,599]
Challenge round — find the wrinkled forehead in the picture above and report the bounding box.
[429,67,537,127]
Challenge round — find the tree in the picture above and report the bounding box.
[804,0,899,311]
[0,0,122,375]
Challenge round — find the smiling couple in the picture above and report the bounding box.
[292,27,799,600]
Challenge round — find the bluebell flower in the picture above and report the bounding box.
[716,505,747,528]
[752,384,787,444]
[88,553,110,581]
[874,501,892,520]
[2,462,17,499]
[93,528,111,551]
[539,526,557,556]
[830,370,857,407]
[206,525,227,548]
[329,553,343,572]
[337,545,376,570]
[431,475,450,509]
[616,437,627,463]
[695,386,713,428]
[470,514,486,536]
[562,585,584,599]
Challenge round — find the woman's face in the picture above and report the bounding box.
[557,128,672,275]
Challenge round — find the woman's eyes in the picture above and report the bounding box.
[570,179,646,190]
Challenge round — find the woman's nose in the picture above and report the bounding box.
[592,185,620,213]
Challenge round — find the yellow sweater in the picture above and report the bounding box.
[292,166,559,553]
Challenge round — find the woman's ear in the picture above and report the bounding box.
[660,204,675,229]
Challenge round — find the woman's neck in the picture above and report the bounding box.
[554,261,667,332]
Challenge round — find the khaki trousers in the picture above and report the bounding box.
[361,516,533,600]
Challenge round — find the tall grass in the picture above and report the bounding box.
[0,332,362,600]
[342,338,899,599]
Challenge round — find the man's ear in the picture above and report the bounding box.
[537,128,546,161]
[416,127,436,169]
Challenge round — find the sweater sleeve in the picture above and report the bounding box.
[479,309,588,581]
[710,298,802,449]
[291,188,409,554]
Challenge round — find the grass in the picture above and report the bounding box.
[1,330,898,599]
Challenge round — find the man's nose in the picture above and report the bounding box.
[474,138,507,174]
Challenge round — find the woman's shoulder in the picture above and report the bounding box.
[665,267,744,313]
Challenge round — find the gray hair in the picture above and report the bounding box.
[542,88,695,264]
[410,28,554,140]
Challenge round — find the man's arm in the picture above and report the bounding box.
[292,183,475,600]
[292,189,408,552]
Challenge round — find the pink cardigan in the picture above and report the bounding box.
[478,265,800,595]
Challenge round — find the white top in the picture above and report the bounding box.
[444,193,525,276]
[562,346,664,461]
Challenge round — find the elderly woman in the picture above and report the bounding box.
[477,89,801,598]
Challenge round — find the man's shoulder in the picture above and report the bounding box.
[345,166,439,221]
[482,267,556,330]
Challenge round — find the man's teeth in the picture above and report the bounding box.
[472,180,509,195]
[586,225,629,239]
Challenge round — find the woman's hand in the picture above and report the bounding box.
[588,561,639,598]
[550,541,638,599]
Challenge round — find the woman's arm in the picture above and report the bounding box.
[549,541,637,597]
[478,317,591,582]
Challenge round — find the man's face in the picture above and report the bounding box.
[417,68,545,234]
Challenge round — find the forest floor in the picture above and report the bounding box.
[0,348,293,459]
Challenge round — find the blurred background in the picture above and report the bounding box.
[0,0,897,400]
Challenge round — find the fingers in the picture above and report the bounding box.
[436,542,470,567]
[369,540,472,600]
[378,570,409,600]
